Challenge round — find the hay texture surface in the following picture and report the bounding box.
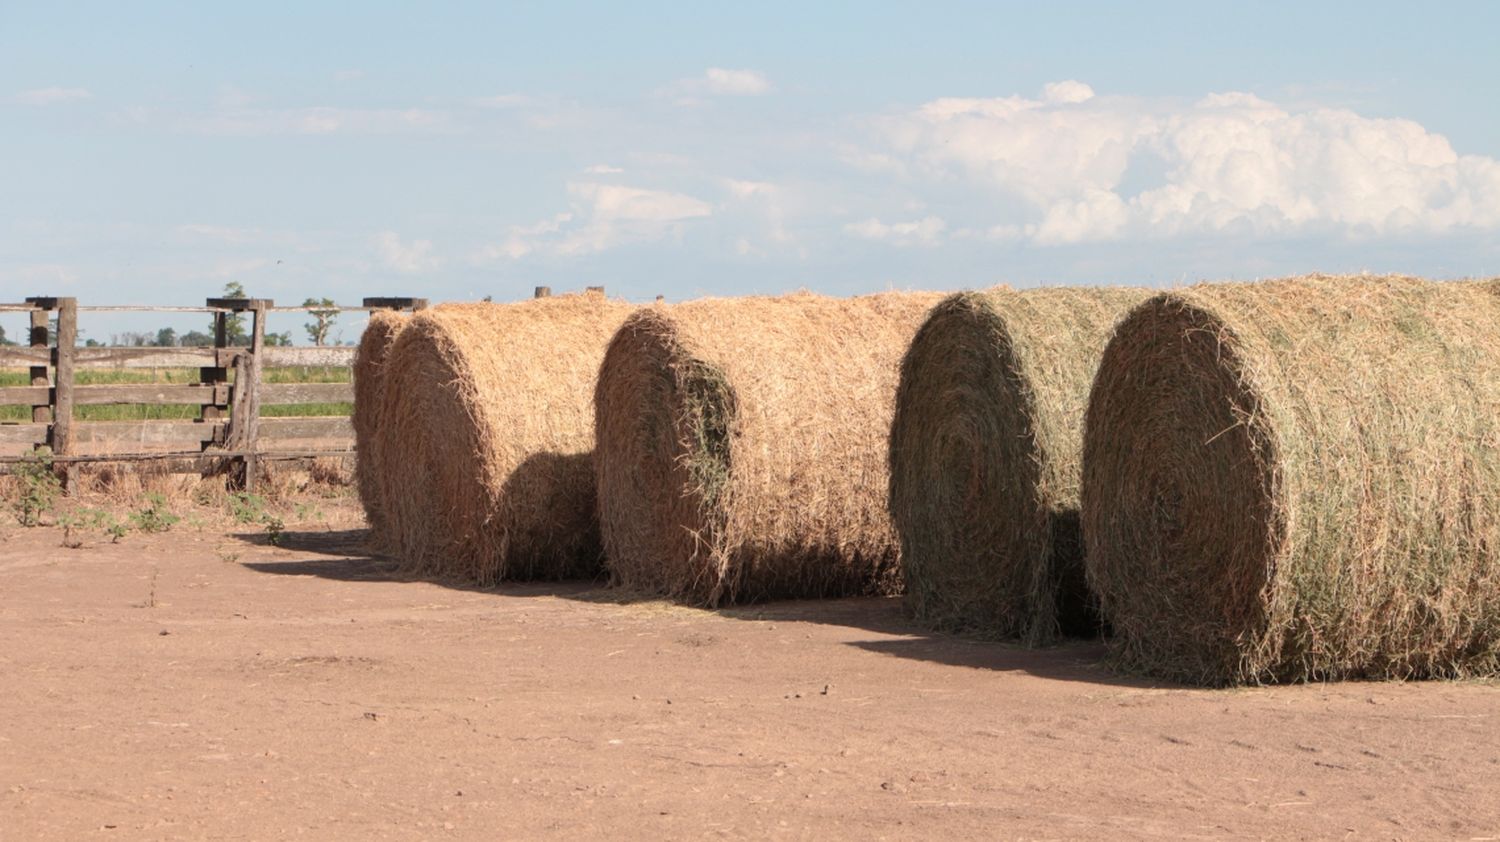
[889,286,1149,644]
[1084,275,1500,685]
[352,310,409,548]
[377,294,633,583]
[595,291,943,605]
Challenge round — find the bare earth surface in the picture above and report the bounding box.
[3,504,1499,840]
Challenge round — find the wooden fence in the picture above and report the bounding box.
[0,296,426,491]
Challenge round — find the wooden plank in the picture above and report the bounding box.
[0,386,48,406]
[259,382,353,404]
[0,449,354,467]
[0,425,48,445]
[71,421,220,446]
[258,417,353,441]
[0,345,355,369]
[76,383,228,405]
[0,346,217,368]
[5,418,348,447]
[261,346,355,367]
[51,298,77,465]
[362,297,428,310]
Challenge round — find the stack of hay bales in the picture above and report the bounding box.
[888,286,1150,644]
[373,293,634,584]
[1083,275,1500,685]
[352,310,410,550]
[594,291,943,605]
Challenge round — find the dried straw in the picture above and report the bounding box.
[352,310,408,549]
[889,286,1150,644]
[376,293,634,583]
[594,290,943,605]
[1083,275,1500,685]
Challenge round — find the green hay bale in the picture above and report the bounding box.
[889,286,1150,644]
[1083,275,1500,685]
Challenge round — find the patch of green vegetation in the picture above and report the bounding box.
[11,448,61,526]
[128,493,180,534]
[679,360,736,518]
[227,490,286,545]
[57,507,127,546]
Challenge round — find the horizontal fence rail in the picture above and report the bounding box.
[0,295,426,491]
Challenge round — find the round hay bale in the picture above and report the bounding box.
[377,293,634,584]
[595,291,943,605]
[352,309,409,549]
[888,286,1150,644]
[1083,275,1500,685]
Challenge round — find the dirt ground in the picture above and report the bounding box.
[3,502,1499,840]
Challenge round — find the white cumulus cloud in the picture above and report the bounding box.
[665,68,773,105]
[375,232,440,273]
[701,68,772,96]
[843,216,947,247]
[880,81,1500,244]
[475,184,713,260]
[14,87,92,105]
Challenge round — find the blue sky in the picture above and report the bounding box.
[3,1,1499,340]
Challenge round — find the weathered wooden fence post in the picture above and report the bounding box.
[231,299,269,491]
[51,298,77,488]
[26,300,50,434]
[201,301,230,443]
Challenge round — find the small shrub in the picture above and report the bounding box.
[12,448,61,527]
[129,493,180,534]
[264,515,286,546]
[228,492,269,525]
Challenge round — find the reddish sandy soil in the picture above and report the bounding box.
[3,504,1499,840]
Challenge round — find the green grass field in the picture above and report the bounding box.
[0,367,352,422]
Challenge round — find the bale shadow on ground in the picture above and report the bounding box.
[238,526,1155,688]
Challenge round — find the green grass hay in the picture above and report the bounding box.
[888,286,1149,644]
[1083,275,1500,685]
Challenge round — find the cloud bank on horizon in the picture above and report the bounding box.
[877,81,1500,246]
[3,66,1499,326]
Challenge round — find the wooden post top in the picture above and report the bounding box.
[207,297,274,310]
[361,297,429,311]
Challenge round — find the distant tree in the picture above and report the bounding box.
[211,281,251,347]
[112,331,152,347]
[302,297,338,346]
[84,338,102,348]
[0,324,9,346]
[264,331,294,346]
[180,330,214,347]
[155,327,178,347]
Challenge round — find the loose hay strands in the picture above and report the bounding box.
[352,310,409,549]
[1083,275,1500,685]
[595,290,944,606]
[377,293,634,584]
[888,285,1150,645]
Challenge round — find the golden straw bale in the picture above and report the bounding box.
[594,290,943,606]
[889,285,1150,644]
[377,293,634,583]
[1084,275,1500,685]
[352,310,409,548]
